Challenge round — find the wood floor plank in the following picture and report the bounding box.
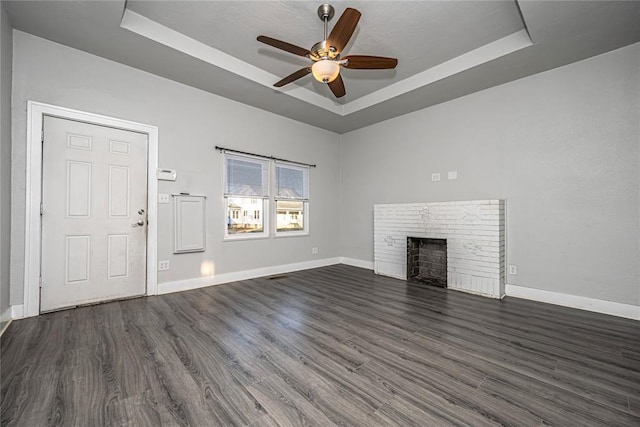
[2,264,639,426]
[247,374,334,427]
[409,329,632,413]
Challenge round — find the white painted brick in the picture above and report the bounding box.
[374,200,506,298]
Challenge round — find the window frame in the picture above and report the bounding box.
[274,199,309,237]
[274,162,309,237]
[222,153,310,241]
[223,153,270,240]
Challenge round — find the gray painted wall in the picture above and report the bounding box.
[340,42,640,306]
[6,31,639,311]
[0,4,12,319]
[10,31,340,304]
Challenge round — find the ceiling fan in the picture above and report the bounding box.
[257,4,398,98]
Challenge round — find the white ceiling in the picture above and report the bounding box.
[4,1,640,134]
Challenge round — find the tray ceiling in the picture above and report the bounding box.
[4,1,640,133]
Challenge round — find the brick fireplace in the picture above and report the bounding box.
[374,200,505,298]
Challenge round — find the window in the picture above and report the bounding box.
[224,154,269,238]
[275,163,309,235]
[223,153,310,239]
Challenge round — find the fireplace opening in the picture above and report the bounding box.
[407,237,447,287]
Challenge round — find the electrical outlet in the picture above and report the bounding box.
[509,264,517,275]
[311,247,318,255]
[158,193,170,204]
[158,260,170,271]
[431,173,441,182]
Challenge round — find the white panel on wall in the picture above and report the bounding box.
[108,234,129,279]
[109,165,130,218]
[374,200,505,298]
[67,133,92,150]
[173,195,206,253]
[66,161,91,217]
[110,140,131,155]
[66,235,90,283]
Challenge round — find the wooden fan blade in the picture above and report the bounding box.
[327,8,361,53]
[343,55,398,69]
[328,74,346,98]
[257,35,310,57]
[274,67,312,87]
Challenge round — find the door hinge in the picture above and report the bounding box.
[39,277,43,288]
[41,130,44,143]
[40,203,43,215]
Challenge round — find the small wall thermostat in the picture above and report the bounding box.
[157,168,177,181]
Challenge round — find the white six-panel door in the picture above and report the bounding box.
[40,116,148,312]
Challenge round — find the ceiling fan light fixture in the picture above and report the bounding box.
[312,60,340,83]
[257,5,397,98]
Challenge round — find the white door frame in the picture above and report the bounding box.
[24,101,159,317]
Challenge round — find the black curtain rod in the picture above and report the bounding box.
[215,146,317,168]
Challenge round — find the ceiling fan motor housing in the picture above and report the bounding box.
[310,41,339,61]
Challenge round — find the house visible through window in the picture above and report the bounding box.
[275,162,308,234]
[223,152,310,239]
[224,154,268,237]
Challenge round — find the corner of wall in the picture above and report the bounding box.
[0,0,14,320]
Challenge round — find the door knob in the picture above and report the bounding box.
[132,220,145,227]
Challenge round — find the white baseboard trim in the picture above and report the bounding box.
[11,304,25,320]
[158,257,342,295]
[339,257,374,270]
[505,284,639,320]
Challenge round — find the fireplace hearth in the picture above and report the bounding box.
[407,237,447,287]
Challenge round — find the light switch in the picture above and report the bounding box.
[448,171,458,180]
[158,193,170,204]
[431,173,441,182]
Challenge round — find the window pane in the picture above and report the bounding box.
[276,200,304,232]
[225,155,268,197]
[227,197,264,234]
[276,164,308,199]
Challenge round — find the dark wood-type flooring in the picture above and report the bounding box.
[2,265,639,426]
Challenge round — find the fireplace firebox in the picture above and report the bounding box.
[407,237,447,287]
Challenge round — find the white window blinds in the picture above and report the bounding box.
[276,162,309,200]
[224,154,269,197]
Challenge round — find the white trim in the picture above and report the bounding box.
[24,101,159,318]
[120,9,341,114]
[343,30,532,115]
[339,257,374,270]
[11,304,24,319]
[506,284,640,321]
[158,257,342,295]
